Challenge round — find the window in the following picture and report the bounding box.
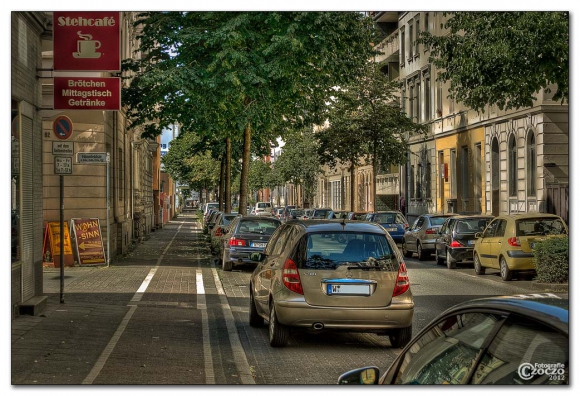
[474,143,482,210]
[424,12,429,34]
[461,146,469,200]
[509,135,517,196]
[483,219,500,238]
[526,131,536,196]
[425,161,431,198]
[408,22,413,60]
[408,81,414,120]
[495,220,508,237]
[436,80,443,116]
[415,17,420,55]
[415,163,422,199]
[400,27,406,66]
[424,74,431,121]
[450,149,457,198]
[402,86,407,114]
[409,165,415,199]
[118,148,124,201]
[11,106,20,263]
[472,315,568,384]
[414,80,420,121]
[393,313,501,384]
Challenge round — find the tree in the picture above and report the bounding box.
[274,129,321,208]
[419,12,568,112]
[123,12,379,215]
[248,158,273,202]
[318,63,426,210]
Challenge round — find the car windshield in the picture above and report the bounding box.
[236,219,280,235]
[516,218,567,236]
[300,233,397,270]
[430,217,449,226]
[456,219,492,233]
[373,214,400,224]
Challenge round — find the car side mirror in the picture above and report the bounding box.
[338,367,380,385]
[475,232,482,238]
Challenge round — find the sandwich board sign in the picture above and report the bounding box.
[71,218,106,265]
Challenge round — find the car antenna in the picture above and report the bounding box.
[341,215,346,227]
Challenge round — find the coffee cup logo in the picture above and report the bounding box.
[73,31,102,59]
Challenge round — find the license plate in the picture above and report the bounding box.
[327,284,370,296]
[387,228,397,232]
[251,242,267,248]
[468,240,475,245]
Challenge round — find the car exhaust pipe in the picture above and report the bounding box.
[313,322,324,330]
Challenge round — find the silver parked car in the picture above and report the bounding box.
[248,219,414,348]
[402,214,456,260]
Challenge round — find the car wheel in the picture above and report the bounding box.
[249,290,264,327]
[402,241,413,258]
[389,325,412,348]
[500,257,512,281]
[446,250,457,269]
[269,302,289,347]
[435,250,444,266]
[474,253,485,275]
[417,242,427,261]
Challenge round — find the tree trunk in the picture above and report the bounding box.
[225,137,232,213]
[219,157,225,211]
[239,125,251,215]
[350,162,356,212]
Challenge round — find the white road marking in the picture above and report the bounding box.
[197,268,215,384]
[212,268,255,384]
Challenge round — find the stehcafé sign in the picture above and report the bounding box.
[53,12,121,71]
[54,77,120,111]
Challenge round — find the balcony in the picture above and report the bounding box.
[375,29,399,64]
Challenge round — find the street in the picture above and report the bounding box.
[11,210,554,385]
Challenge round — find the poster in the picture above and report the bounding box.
[71,218,106,265]
[42,222,74,268]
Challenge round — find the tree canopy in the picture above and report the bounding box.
[123,12,379,213]
[419,12,568,112]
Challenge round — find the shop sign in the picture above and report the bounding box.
[53,11,121,71]
[71,218,106,265]
[54,77,120,111]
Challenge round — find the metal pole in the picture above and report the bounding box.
[106,153,110,267]
[59,175,64,304]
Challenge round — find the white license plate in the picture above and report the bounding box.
[387,228,397,232]
[468,240,475,245]
[251,242,267,248]
[327,284,370,295]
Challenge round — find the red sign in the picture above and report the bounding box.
[53,115,73,140]
[71,218,106,265]
[53,12,121,71]
[54,77,121,110]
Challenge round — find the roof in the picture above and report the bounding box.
[440,294,569,334]
[496,213,564,221]
[447,214,495,220]
[285,219,387,233]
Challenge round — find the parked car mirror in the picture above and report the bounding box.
[474,232,482,238]
[338,367,380,385]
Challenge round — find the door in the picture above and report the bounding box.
[477,219,500,267]
[253,225,287,313]
[436,218,454,258]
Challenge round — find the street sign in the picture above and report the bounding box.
[77,152,109,163]
[53,116,73,140]
[52,141,74,156]
[54,77,121,111]
[54,157,73,174]
[53,12,121,72]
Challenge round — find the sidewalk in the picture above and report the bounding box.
[10,212,205,385]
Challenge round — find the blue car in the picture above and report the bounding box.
[365,211,408,244]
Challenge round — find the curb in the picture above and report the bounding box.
[529,281,569,293]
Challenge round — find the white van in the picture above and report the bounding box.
[254,202,272,216]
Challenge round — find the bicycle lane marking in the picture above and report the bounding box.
[82,221,185,385]
[211,268,255,384]
[196,269,215,384]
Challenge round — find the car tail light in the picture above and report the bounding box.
[282,258,304,295]
[507,237,521,247]
[450,240,464,248]
[229,237,246,247]
[215,227,223,237]
[425,228,437,235]
[392,262,410,297]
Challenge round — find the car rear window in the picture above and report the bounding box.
[290,210,304,216]
[430,217,449,226]
[221,215,238,225]
[236,219,280,235]
[373,214,398,224]
[295,232,398,270]
[313,210,330,218]
[516,218,567,236]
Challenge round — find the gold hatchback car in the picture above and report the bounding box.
[473,213,568,281]
[248,219,414,348]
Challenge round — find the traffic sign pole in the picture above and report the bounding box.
[60,175,65,304]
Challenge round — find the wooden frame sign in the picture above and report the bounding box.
[71,218,106,265]
[42,222,74,268]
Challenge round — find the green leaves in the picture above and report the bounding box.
[419,12,568,112]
